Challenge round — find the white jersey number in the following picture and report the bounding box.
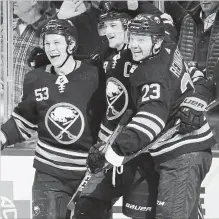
[35,87,49,101]
[142,83,160,102]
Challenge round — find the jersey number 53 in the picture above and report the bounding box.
[35,87,49,101]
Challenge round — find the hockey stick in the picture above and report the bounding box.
[122,122,180,165]
[205,98,219,112]
[67,109,133,213]
[103,121,180,169]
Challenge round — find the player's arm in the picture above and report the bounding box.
[105,81,170,166]
[189,67,213,104]
[0,72,38,149]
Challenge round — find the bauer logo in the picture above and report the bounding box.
[0,181,31,219]
[125,203,152,212]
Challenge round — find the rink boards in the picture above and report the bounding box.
[1,150,219,219]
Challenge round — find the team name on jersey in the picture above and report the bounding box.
[169,48,183,78]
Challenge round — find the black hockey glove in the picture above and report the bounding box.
[176,97,207,134]
[27,47,50,68]
[86,142,107,174]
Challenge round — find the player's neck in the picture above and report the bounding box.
[55,56,76,75]
[116,43,125,51]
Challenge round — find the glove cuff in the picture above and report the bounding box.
[105,145,125,167]
[180,97,207,111]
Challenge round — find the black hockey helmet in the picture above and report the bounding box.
[98,1,132,36]
[128,13,165,38]
[40,19,78,48]
[98,10,131,36]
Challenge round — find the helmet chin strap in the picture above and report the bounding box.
[150,36,161,57]
[116,42,126,51]
[56,46,73,68]
[56,54,71,69]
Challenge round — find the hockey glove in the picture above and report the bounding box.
[176,97,207,134]
[27,47,50,68]
[86,142,107,174]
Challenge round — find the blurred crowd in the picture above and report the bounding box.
[1,0,219,148]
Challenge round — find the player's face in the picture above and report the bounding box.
[44,34,68,68]
[200,1,219,16]
[129,34,153,61]
[104,20,126,50]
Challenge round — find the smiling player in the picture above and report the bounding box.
[0,19,104,219]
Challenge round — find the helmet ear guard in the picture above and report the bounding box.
[66,38,77,55]
[65,35,77,55]
[152,36,164,55]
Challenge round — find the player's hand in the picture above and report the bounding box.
[27,47,49,68]
[86,142,107,174]
[176,97,207,134]
[57,0,86,19]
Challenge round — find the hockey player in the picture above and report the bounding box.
[98,14,215,219]
[73,4,177,219]
[0,19,105,219]
[73,9,140,219]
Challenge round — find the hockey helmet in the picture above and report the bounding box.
[128,14,165,38]
[98,1,132,37]
[98,10,131,36]
[40,19,78,47]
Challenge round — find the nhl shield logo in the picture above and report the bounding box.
[45,103,85,144]
[106,77,129,120]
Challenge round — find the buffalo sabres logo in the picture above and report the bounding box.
[45,103,85,144]
[106,77,128,120]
